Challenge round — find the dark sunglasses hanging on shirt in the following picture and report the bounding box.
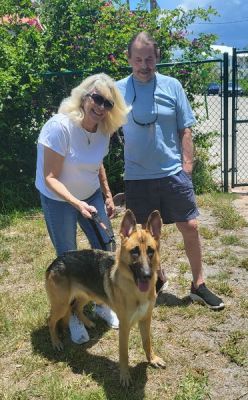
[131,75,158,126]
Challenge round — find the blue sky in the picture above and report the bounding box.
[130,0,248,49]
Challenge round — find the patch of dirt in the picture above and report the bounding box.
[232,187,248,221]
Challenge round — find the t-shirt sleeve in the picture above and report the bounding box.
[103,135,110,159]
[176,82,196,130]
[38,120,69,156]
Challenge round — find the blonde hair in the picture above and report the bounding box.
[58,73,130,135]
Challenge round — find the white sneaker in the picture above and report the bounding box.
[156,268,169,294]
[159,280,169,293]
[69,314,90,344]
[94,304,119,329]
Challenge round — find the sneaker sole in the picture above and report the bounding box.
[109,324,119,330]
[94,308,119,329]
[96,317,119,330]
[190,293,225,310]
[71,336,90,344]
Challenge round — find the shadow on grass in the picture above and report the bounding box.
[156,292,192,307]
[31,322,148,400]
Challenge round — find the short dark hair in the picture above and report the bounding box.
[128,31,159,58]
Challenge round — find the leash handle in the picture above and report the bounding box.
[91,211,107,230]
[91,211,116,251]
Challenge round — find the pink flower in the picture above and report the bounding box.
[26,17,44,31]
[179,69,189,75]
[108,53,117,63]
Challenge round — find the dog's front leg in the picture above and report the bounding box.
[119,321,132,387]
[139,313,166,368]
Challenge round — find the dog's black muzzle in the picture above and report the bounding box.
[129,262,152,292]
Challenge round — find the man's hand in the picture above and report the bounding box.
[183,160,193,176]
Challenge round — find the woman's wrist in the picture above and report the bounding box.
[104,191,113,200]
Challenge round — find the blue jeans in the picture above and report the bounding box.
[40,188,114,256]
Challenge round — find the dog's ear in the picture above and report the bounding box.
[120,209,137,237]
[146,210,162,239]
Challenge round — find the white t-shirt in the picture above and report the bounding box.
[35,113,110,201]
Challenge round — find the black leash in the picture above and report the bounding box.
[91,212,116,252]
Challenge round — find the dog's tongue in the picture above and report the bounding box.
[137,279,149,292]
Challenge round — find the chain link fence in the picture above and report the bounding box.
[232,50,248,187]
[34,59,225,195]
[157,60,224,191]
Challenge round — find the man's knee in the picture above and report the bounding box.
[176,219,199,235]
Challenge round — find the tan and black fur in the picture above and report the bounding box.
[45,209,165,386]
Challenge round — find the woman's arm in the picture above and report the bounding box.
[44,146,96,218]
[99,163,115,218]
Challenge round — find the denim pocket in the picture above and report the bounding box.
[171,170,193,190]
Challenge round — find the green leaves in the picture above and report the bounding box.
[0,0,220,211]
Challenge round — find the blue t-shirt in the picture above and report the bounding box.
[117,73,196,180]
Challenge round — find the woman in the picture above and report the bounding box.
[35,73,129,344]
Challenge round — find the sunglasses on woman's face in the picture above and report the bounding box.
[87,93,114,110]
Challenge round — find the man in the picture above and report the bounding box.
[117,31,224,310]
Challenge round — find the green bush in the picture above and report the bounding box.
[0,0,219,212]
[192,130,220,194]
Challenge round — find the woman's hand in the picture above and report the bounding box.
[76,201,97,219]
[105,196,115,219]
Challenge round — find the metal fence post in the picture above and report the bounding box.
[231,48,237,188]
[223,52,229,192]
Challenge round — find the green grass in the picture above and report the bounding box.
[220,331,248,366]
[176,241,185,251]
[197,193,247,230]
[0,192,248,399]
[240,297,248,318]
[199,226,218,240]
[210,281,233,296]
[239,257,248,271]
[174,370,209,400]
[178,262,189,274]
[203,253,219,265]
[220,234,242,246]
[0,248,11,262]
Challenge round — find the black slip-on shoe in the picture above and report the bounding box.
[190,282,225,310]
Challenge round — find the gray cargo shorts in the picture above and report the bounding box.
[125,170,199,224]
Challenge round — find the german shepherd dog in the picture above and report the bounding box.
[45,209,165,386]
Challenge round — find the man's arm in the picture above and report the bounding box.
[180,127,194,175]
[99,164,115,218]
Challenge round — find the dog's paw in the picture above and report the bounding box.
[82,319,95,328]
[82,317,96,329]
[120,369,132,387]
[150,355,166,368]
[52,339,64,351]
[86,320,96,328]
